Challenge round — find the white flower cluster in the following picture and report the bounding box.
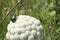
[6,15,43,40]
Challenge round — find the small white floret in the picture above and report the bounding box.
[36,26,43,32]
[37,32,41,37]
[13,34,20,40]
[28,35,34,40]
[6,32,10,39]
[34,20,40,26]
[20,28,26,33]
[20,33,26,40]
[30,25,36,30]
[31,30,36,36]
[25,30,31,37]
[26,26,32,31]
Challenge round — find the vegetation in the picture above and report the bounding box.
[0,0,60,40]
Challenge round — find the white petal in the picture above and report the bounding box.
[28,35,34,40]
[13,34,20,40]
[31,30,36,36]
[36,26,43,32]
[30,25,36,30]
[6,32,10,39]
[25,30,31,37]
[37,32,41,37]
[26,26,32,31]
[34,20,40,26]
[40,25,43,29]
[20,28,26,33]
[20,33,26,40]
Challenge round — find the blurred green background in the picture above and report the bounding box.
[0,0,60,40]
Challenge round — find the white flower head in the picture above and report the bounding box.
[6,15,43,40]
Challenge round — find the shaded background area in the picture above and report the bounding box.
[0,0,60,40]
